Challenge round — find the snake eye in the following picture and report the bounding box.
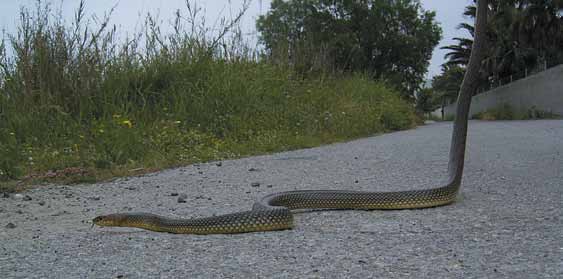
[92,215,110,226]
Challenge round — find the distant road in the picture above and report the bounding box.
[1,120,562,278]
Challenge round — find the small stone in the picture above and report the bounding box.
[125,186,136,190]
[177,194,188,203]
[65,194,73,198]
[267,184,273,188]
[215,162,222,167]
[251,182,260,187]
[38,201,45,206]
[14,194,24,200]
[52,210,68,216]
[354,180,359,184]
[6,223,16,229]
[170,192,179,196]
[248,168,258,172]
[88,196,101,201]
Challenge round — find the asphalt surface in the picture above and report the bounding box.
[1,120,562,279]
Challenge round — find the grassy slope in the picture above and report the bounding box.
[0,2,417,190]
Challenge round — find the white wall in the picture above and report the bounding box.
[433,64,563,118]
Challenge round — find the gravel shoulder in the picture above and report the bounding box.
[1,120,562,279]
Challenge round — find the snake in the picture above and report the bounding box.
[93,0,488,235]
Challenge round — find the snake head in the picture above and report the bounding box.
[92,214,127,227]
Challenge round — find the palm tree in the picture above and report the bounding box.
[442,37,473,67]
[519,0,563,68]
[440,0,563,89]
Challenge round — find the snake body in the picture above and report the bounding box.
[93,182,460,234]
[93,0,488,235]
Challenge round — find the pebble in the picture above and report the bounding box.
[52,210,69,216]
[14,194,24,200]
[38,201,45,206]
[251,182,260,187]
[177,194,188,203]
[170,192,179,196]
[216,162,222,167]
[6,222,16,229]
[248,168,258,172]
[23,195,33,201]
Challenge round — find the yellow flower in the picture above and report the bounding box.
[122,120,133,128]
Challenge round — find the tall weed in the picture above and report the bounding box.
[0,1,416,185]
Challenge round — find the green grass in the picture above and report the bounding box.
[472,103,560,121]
[0,1,417,190]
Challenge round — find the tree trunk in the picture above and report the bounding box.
[447,0,488,184]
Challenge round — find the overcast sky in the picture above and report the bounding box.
[0,0,473,78]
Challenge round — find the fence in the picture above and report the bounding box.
[476,60,560,94]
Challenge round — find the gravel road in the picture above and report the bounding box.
[1,120,562,279]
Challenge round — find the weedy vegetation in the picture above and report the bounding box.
[472,104,560,121]
[0,1,417,190]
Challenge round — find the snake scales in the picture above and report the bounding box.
[93,0,488,235]
[92,185,460,234]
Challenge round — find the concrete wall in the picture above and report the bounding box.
[433,64,563,118]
